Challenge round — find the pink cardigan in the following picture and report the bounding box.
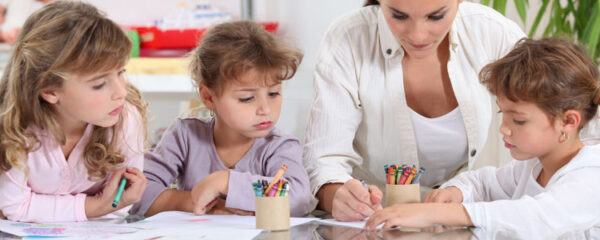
[0,104,144,222]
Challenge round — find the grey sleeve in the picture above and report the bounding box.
[129,119,188,216]
[226,138,312,217]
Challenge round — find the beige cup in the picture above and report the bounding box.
[385,184,421,207]
[255,196,290,231]
[264,230,291,240]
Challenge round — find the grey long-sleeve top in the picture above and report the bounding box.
[130,117,311,217]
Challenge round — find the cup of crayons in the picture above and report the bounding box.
[384,164,425,207]
[253,164,290,231]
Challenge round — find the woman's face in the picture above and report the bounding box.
[379,0,461,59]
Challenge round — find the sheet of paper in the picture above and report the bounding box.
[134,211,318,230]
[0,212,318,239]
[0,218,141,238]
[108,226,263,240]
[314,218,383,229]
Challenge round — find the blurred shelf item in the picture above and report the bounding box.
[128,74,194,94]
[139,48,192,58]
[126,57,189,74]
[126,58,194,94]
[132,22,278,49]
[0,43,12,71]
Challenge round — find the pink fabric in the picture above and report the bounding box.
[0,104,144,222]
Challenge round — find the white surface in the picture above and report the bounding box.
[0,212,318,239]
[137,211,318,230]
[315,218,382,230]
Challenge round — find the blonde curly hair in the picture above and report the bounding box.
[0,1,148,181]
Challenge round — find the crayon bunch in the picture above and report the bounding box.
[253,164,289,197]
[385,164,425,185]
[253,179,289,197]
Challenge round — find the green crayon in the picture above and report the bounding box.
[112,178,127,208]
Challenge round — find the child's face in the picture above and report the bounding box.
[212,69,282,139]
[44,67,127,130]
[497,96,562,160]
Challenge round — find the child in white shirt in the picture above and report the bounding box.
[364,38,600,239]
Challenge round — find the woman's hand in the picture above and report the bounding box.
[328,179,383,222]
[190,170,229,215]
[423,186,463,203]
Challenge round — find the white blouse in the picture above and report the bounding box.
[303,2,527,196]
[409,107,468,187]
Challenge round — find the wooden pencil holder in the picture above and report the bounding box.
[255,196,290,231]
[385,184,421,207]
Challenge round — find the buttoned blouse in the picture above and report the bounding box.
[303,2,526,196]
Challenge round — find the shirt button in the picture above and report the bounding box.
[470,149,477,157]
[386,49,392,55]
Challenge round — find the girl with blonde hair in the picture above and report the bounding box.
[0,1,148,222]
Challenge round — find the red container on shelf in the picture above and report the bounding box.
[133,22,279,49]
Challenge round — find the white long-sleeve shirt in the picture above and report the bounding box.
[442,144,600,239]
[303,2,526,196]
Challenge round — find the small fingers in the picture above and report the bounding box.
[364,211,385,231]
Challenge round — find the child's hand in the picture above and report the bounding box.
[190,170,230,215]
[116,167,147,207]
[364,203,435,230]
[364,203,472,231]
[85,167,147,218]
[423,186,463,203]
[332,179,383,222]
[206,198,254,216]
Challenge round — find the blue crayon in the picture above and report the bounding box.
[256,180,263,196]
[412,167,426,184]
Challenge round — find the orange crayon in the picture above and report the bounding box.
[264,164,288,196]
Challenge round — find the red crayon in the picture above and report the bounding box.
[398,167,411,184]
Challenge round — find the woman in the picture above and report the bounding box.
[303,0,526,221]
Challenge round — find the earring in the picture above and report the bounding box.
[209,110,214,117]
[559,131,569,143]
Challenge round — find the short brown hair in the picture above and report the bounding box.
[189,21,303,94]
[364,0,379,6]
[480,38,600,129]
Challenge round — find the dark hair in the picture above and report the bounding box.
[364,0,379,6]
[189,20,303,95]
[480,38,600,129]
